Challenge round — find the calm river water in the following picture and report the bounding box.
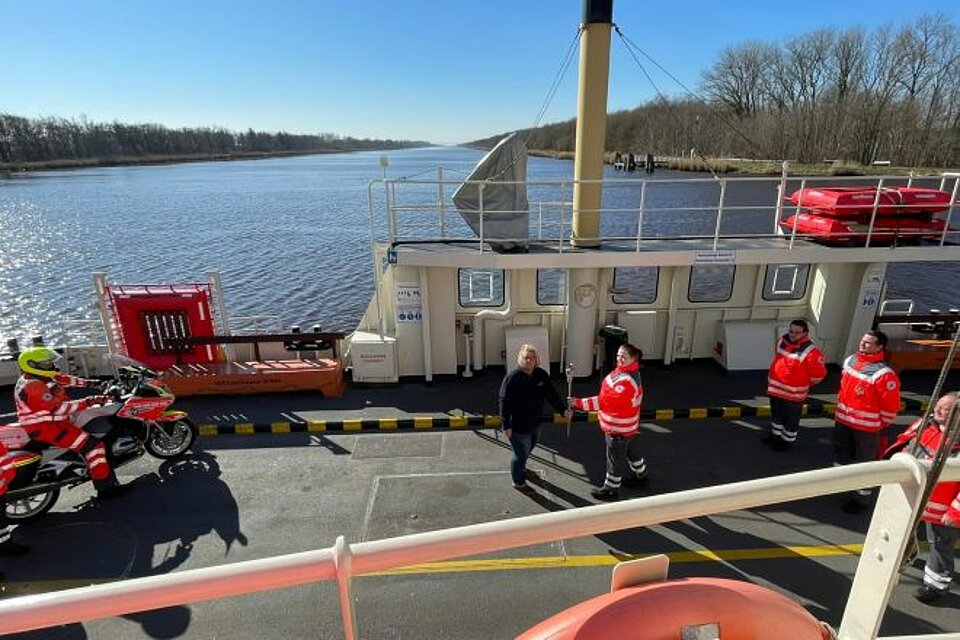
[0,146,956,345]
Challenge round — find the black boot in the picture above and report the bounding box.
[590,486,621,501]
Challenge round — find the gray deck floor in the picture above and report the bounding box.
[1,363,958,639]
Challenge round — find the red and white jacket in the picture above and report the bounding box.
[885,418,960,526]
[14,373,96,428]
[835,351,900,432]
[571,362,642,437]
[767,335,826,402]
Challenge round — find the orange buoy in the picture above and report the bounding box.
[518,577,833,640]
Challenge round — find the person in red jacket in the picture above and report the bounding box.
[569,343,646,502]
[13,347,129,499]
[884,392,960,603]
[834,330,901,513]
[764,319,826,451]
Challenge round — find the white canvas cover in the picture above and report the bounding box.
[453,133,529,252]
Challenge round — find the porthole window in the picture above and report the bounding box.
[612,267,659,304]
[762,264,810,301]
[688,265,735,303]
[458,269,504,307]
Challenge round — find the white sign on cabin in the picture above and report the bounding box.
[395,282,422,323]
[694,250,736,265]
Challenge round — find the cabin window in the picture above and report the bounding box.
[458,269,504,307]
[612,267,659,304]
[762,264,810,301]
[537,269,567,305]
[688,265,735,303]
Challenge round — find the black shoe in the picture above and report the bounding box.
[513,484,537,496]
[0,540,30,556]
[591,487,620,501]
[842,498,868,514]
[915,584,946,604]
[97,483,132,500]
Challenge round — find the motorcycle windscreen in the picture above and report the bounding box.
[452,133,530,252]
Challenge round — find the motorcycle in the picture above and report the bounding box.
[1,354,198,521]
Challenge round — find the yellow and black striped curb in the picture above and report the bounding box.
[195,398,929,436]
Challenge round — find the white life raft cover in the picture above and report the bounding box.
[453,133,529,252]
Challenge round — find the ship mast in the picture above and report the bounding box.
[566,0,613,374]
[571,0,612,248]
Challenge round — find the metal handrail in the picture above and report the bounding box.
[0,456,957,639]
[370,174,960,251]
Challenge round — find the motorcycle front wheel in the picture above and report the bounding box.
[145,419,198,459]
[5,489,60,522]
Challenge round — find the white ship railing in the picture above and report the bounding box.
[0,456,957,640]
[368,173,960,251]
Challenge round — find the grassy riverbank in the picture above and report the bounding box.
[528,149,953,177]
[0,148,416,173]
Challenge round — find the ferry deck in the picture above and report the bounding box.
[0,363,958,639]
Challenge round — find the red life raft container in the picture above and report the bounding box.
[780,211,946,245]
[786,186,953,217]
[518,577,832,640]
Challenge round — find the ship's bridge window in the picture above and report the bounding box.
[537,269,567,305]
[612,267,659,304]
[458,269,504,307]
[762,264,810,301]
[688,265,735,303]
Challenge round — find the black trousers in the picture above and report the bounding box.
[769,395,803,443]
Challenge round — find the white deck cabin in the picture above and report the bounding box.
[349,171,960,381]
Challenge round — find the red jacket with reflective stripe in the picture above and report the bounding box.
[14,373,94,427]
[835,352,900,432]
[767,336,826,402]
[886,419,960,526]
[571,362,642,436]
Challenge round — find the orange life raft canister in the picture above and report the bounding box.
[518,577,832,640]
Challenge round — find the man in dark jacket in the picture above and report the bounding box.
[499,344,570,495]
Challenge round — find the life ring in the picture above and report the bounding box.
[518,577,833,639]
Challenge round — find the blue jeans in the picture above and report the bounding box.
[508,428,539,486]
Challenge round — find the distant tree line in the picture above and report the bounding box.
[0,114,428,165]
[473,14,960,168]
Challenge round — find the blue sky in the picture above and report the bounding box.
[5,1,960,144]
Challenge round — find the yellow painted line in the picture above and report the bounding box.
[688,407,707,419]
[414,416,433,430]
[379,418,398,431]
[343,419,362,432]
[235,423,255,435]
[822,403,837,414]
[271,422,291,434]
[449,416,469,429]
[198,424,219,437]
[15,542,958,593]
[369,542,868,576]
[587,412,598,423]
[756,405,771,418]
[484,415,501,428]
[307,420,326,433]
[722,407,740,419]
[551,413,566,424]
[655,409,673,421]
